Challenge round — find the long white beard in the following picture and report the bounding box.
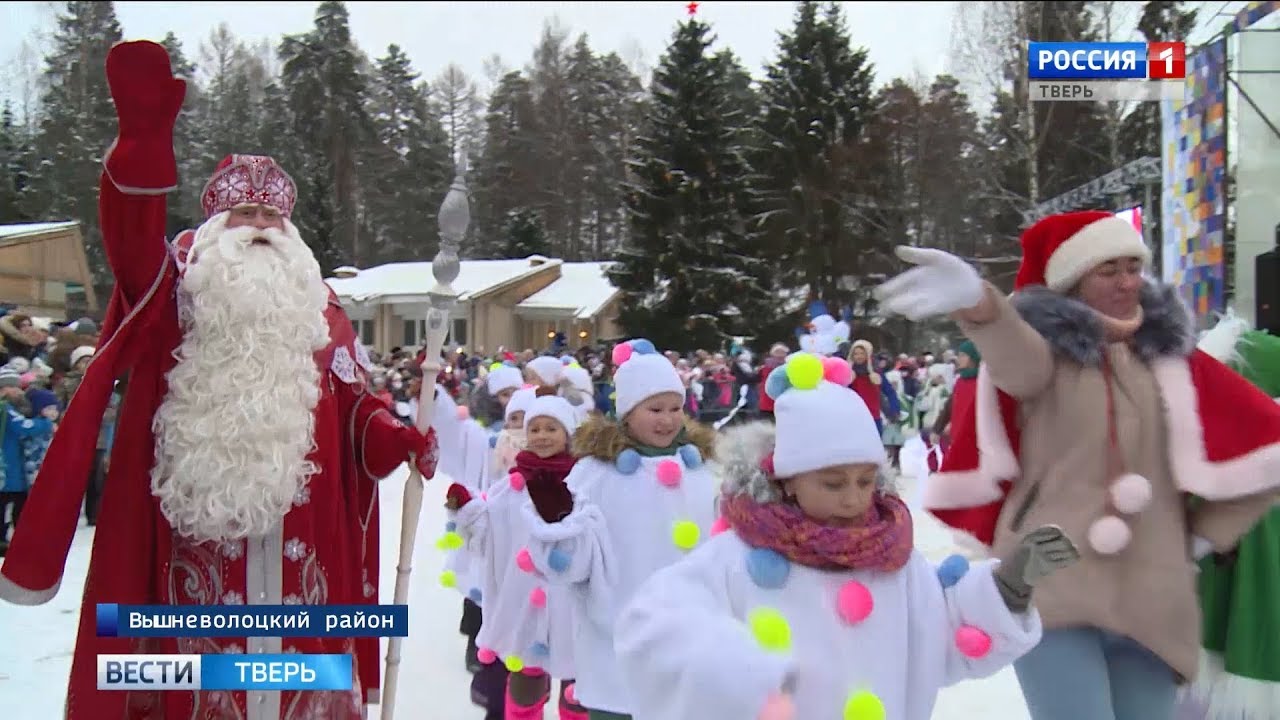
[151,213,331,544]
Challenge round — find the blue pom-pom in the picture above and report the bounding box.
[765,368,792,400]
[629,338,657,355]
[445,521,457,532]
[615,448,642,475]
[467,587,483,604]
[488,435,498,449]
[745,548,791,589]
[678,444,703,469]
[937,554,970,589]
[547,548,571,573]
[561,356,573,365]
[528,641,550,657]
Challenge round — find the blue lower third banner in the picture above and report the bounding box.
[97,654,352,691]
[95,604,409,637]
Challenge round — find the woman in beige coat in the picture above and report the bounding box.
[875,210,1280,720]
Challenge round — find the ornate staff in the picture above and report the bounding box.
[382,157,469,720]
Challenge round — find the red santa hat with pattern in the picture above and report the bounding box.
[1014,210,1150,292]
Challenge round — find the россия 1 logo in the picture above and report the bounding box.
[1027,42,1186,80]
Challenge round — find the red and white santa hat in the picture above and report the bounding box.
[1014,210,1151,292]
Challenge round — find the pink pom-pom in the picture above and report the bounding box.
[1088,515,1131,555]
[509,471,527,492]
[1110,473,1152,514]
[515,548,535,573]
[836,580,874,625]
[757,691,796,720]
[477,647,497,664]
[526,665,545,676]
[19,372,36,387]
[656,459,683,488]
[611,342,633,366]
[564,684,577,705]
[455,405,470,420]
[822,357,853,387]
[955,625,992,658]
[760,453,775,477]
[529,587,547,608]
[710,516,731,536]
[481,492,488,501]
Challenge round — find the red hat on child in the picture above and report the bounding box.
[1014,210,1150,292]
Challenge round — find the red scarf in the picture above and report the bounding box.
[515,450,577,523]
[720,491,914,572]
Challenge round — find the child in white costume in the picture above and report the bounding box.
[447,390,587,719]
[433,363,525,684]
[614,352,1082,720]
[518,338,720,718]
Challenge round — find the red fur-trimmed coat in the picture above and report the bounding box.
[0,174,436,719]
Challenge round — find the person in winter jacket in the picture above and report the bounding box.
[1,369,54,553]
[614,352,1078,720]
[730,349,759,413]
[931,340,980,441]
[55,346,95,408]
[516,339,720,719]
[446,390,588,720]
[875,210,1280,720]
[756,344,789,421]
[0,313,41,365]
[847,340,883,432]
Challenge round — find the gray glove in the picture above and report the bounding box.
[993,525,1080,612]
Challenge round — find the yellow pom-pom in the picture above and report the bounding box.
[748,607,792,652]
[503,655,524,673]
[439,570,457,588]
[490,362,503,371]
[843,690,885,720]
[436,531,464,551]
[785,353,824,390]
[672,520,701,550]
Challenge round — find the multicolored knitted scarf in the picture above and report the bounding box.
[720,491,914,572]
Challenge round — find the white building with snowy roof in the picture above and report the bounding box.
[326,254,623,354]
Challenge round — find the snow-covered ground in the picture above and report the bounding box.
[0,466,1030,719]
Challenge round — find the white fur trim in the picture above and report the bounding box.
[1045,215,1151,292]
[0,572,61,606]
[1154,357,1280,499]
[922,363,1019,510]
[1181,649,1280,720]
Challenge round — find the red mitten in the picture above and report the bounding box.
[104,40,187,192]
[445,483,473,510]
[414,427,439,479]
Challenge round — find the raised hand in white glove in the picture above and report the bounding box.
[874,246,985,321]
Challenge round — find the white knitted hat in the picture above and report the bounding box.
[505,387,538,420]
[487,364,523,395]
[524,394,580,436]
[771,356,886,477]
[612,339,684,418]
[71,346,96,367]
[527,356,563,386]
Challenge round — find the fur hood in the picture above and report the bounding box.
[1011,282,1196,367]
[716,420,900,503]
[572,414,717,463]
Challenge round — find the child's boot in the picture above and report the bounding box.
[557,681,588,720]
[505,670,550,720]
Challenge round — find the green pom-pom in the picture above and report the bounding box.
[843,690,886,720]
[785,353,824,390]
[439,570,457,588]
[748,607,792,652]
[503,654,524,673]
[436,531,464,551]
[672,520,701,551]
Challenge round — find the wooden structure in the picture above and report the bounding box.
[0,221,98,318]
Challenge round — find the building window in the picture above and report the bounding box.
[404,319,419,347]
[452,318,468,346]
[352,319,374,346]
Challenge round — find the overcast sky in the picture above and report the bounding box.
[0,0,1257,111]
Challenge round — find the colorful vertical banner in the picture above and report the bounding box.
[1160,39,1227,322]
[1233,1,1279,31]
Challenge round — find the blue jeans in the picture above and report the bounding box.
[1015,627,1177,720]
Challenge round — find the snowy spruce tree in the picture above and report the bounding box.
[502,207,551,258]
[609,18,771,352]
[751,0,876,303]
[0,102,35,223]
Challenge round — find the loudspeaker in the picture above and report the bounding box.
[1258,227,1280,336]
